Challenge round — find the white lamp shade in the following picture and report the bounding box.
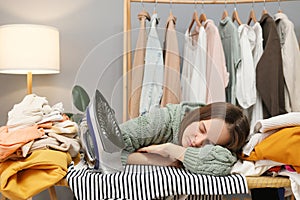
[0,24,60,74]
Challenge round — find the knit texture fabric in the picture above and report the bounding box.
[183,144,237,176]
[120,104,179,155]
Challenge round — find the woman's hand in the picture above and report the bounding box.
[137,143,186,162]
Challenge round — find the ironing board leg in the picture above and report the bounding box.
[48,186,58,200]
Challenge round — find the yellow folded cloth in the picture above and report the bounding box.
[0,149,71,200]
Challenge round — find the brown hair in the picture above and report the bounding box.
[178,102,250,153]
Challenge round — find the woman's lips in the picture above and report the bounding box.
[188,139,192,147]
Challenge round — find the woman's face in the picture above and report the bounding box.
[181,118,230,148]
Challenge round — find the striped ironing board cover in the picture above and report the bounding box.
[66,164,248,200]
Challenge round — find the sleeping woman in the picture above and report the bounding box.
[118,101,250,176]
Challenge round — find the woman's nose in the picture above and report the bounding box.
[192,135,206,147]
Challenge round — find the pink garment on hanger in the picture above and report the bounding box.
[204,20,229,104]
[161,13,181,107]
[128,10,150,119]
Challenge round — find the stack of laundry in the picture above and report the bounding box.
[231,112,300,199]
[0,94,81,200]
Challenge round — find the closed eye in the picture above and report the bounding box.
[199,121,206,134]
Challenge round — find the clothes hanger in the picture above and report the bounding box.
[262,0,268,15]
[278,0,283,13]
[153,0,158,14]
[221,0,228,20]
[188,0,202,33]
[141,0,151,21]
[247,0,257,25]
[141,0,145,11]
[169,0,173,15]
[199,0,207,24]
[167,0,176,25]
[232,1,242,25]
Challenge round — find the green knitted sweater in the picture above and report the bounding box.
[120,102,237,176]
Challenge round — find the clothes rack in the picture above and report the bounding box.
[121,2,297,198]
[122,0,294,121]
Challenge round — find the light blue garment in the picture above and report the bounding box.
[218,17,241,105]
[139,13,164,116]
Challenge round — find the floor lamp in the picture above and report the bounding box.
[0,24,60,94]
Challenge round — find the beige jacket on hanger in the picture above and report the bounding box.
[128,10,150,119]
[274,12,300,112]
[161,13,181,107]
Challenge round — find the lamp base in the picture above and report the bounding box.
[27,72,32,94]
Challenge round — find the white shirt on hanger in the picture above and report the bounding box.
[181,25,207,103]
[236,24,256,109]
[181,29,196,102]
[274,12,300,112]
[250,22,264,132]
[190,25,207,104]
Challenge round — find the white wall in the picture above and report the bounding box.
[0,0,299,199]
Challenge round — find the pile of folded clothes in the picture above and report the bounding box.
[0,94,81,200]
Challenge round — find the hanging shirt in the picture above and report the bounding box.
[190,25,207,104]
[256,13,286,118]
[236,24,256,109]
[250,22,264,131]
[218,16,241,105]
[161,13,181,107]
[181,29,196,101]
[139,13,164,116]
[129,10,150,119]
[181,24,207,103]
[204,19,229,104]
[274,12,300,112]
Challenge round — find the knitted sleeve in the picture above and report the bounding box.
[120,106,176,163]
[120,102,204,164]
[183,144,237,176]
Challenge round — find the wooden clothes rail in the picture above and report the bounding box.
[129,0,290,4]
[122,0,293,121]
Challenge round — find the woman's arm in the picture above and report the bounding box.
[137,143,238,176]
[137,143,186,162]
[127,152,182,167]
